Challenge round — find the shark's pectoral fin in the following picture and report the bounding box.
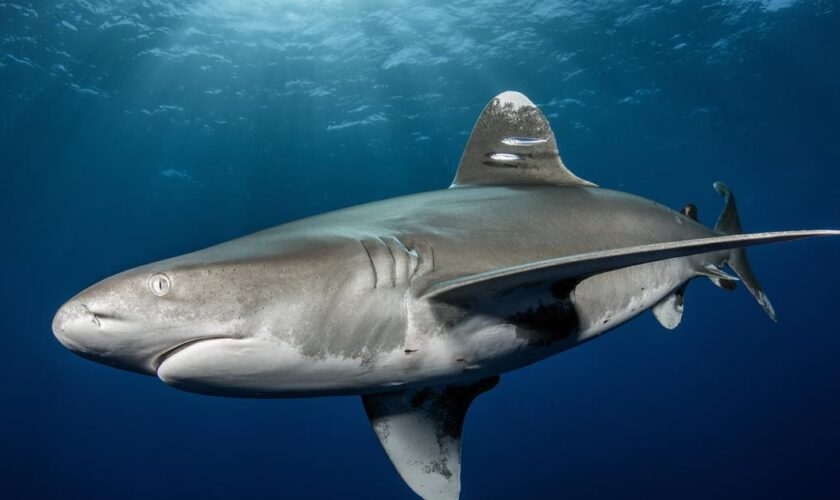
[362,377,499,500]
[423,230,839,303]
[450,91,594,188]
[652,284,687,330]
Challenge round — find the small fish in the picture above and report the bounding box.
[501,136,549,146]
[489,152,522,161]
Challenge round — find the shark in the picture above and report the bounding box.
[52,91,838,499]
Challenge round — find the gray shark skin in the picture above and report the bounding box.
[52,91,838,500]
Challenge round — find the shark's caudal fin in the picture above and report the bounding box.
[362,377,498,500]
[712,182,777,321]
[450,91,595,188]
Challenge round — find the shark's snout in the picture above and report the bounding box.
[52,297,157,374]
[52,279,241,377]
[52,300,101,354]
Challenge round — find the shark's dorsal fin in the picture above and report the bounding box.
[451,91,595,188]
[362,377,498,500]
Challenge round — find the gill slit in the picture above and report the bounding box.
[360,240,378,288]
[377,236,397,287]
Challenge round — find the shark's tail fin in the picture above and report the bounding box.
[712,181,777,321]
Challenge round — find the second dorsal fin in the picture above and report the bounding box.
[451,91,595,188]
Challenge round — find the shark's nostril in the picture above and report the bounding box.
[52,300,102,351]
[81,305,101,328]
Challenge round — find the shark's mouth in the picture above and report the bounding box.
[154,336,230,371]
[153,336,267,396]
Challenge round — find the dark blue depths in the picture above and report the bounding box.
[1,1,839,499]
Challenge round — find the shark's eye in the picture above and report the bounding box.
[149,273,171,296]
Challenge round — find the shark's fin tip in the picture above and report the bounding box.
[451,91,595,188]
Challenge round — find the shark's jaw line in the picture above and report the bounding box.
[51,90,839,500]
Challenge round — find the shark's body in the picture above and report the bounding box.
[53,92,838,499]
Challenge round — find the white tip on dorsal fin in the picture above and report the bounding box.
[362,377,498,500]
[451,91,595,188]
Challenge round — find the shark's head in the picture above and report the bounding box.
[51,233,373,396]
[52,254,259,376]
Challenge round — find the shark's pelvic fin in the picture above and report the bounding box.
[362,377,499,500]
[652,283,687,330]
[654,262,739,330]
[423,230,840,302]
[450,91,595,188]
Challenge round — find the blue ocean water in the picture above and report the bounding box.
[2,1,839,498]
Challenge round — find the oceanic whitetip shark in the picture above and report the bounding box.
[53,91,838,499]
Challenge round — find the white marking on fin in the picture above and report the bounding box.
[451,91,595,188]
[496,90,532,109]
[362,377,498,500]
[652,287,685,330]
